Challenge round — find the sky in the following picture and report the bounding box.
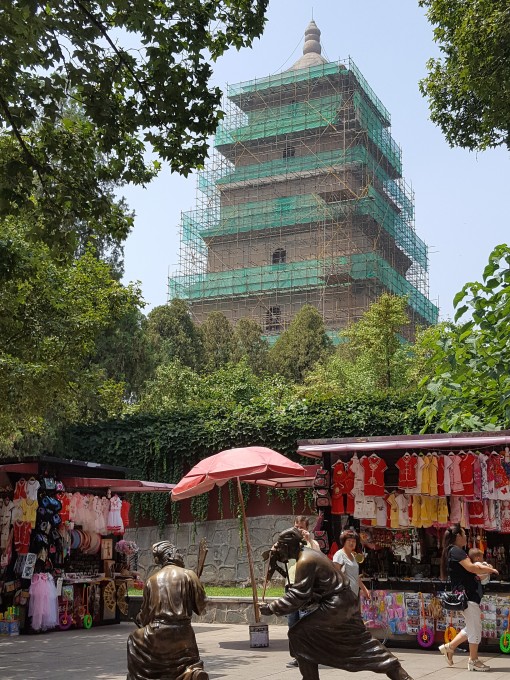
[121,1,509,322]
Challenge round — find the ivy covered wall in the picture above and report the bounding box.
[56,393,425,526]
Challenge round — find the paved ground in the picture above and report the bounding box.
[1,622,509,680]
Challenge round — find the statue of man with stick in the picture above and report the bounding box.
[259,528,413,680]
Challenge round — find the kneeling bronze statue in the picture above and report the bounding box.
[259,528,413,680]
[127,541,208,680]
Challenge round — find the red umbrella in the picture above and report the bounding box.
[171,446,306,500]
[171,446,307,622]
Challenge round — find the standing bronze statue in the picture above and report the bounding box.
[127,541,208,680]
[259,528,413,680]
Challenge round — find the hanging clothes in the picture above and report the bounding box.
[459,451,476,499]
[331,462,349,515]
[395,452,418,490]
[421,453,438,496]
[361,454,387,497]
[448,453,464,495]
[395,493,410,528]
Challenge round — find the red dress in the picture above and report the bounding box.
[361,455,387,497]
[459,452,475,499]
[331,463,354,515]
[395,453,417,490]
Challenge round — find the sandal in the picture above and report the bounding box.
[468,659,489,672]
[439,643,454,667]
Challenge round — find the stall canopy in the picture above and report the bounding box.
[297,430,510,458]
[0,455,174,493]
[61,477,175,493]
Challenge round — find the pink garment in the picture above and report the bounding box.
[29,573,58,631]
[449,496,462,523]
[443,455,453,495]
[483,499,497,530]
[449,453,464,495]
[500,501,510,533]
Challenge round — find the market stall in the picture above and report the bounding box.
[0,455,174,636]
[297,431,510,648]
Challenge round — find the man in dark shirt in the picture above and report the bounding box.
[259,528,412,680]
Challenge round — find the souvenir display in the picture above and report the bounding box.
[0,466,136,636]
[311,444,510,647]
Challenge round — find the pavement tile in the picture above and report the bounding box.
[0,623,509,680]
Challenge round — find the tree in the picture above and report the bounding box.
[137,360,202,413]
[419,244,510,431]
[341,293,411,390]
[92,308,156,401]
[0,1,268,184]
[146,300,203,371]
[299,294,420,397]
[201,311,235,372]
[0,218,142,441]
[232,317,269,375]
[269,305,332,382]
[420,0,510,150]
[0,125,134,267]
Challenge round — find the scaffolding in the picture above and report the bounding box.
[169,57,438,340]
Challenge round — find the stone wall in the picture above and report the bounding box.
[125,515,295,586]
[128,595,285,626]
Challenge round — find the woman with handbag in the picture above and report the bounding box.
[438,524,498,672]
[332,530,370,600]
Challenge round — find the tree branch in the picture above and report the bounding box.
[0,91,48,194]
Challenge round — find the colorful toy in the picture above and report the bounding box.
[444,610,458,643]
[500,609,510,654]
[82,585,93,629]
[58,598,73,630]
[417,593,434,648]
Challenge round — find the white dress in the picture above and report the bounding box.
[107,495,124,534]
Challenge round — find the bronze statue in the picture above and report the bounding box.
[259,528,413,680]
[127,541,208,680]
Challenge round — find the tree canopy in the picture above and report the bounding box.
[420,243,510,431]
[420,0,510,150]
[269,305,332,382]
[0,0,268,185]
[0,218,142,442]
[146,300,204,371]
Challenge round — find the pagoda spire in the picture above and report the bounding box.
[288,20,327,71]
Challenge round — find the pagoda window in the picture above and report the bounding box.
[265,306,282,332]
[272,248,286,264]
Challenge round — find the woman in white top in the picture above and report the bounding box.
[333,530,370,599]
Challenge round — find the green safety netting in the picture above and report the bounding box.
[168,252,438,324]
[228,58,391,127]
[215,94,343,146]
[185,186,427,269]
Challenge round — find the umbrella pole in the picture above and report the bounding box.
[236,477,260,623]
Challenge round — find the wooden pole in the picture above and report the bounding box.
[236,477,260,623]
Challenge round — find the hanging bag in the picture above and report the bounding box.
[440,546,468,611]
[314,530,330,554]
[441,589,468,612]
[313,468,330,488]
[313,487,331,507]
